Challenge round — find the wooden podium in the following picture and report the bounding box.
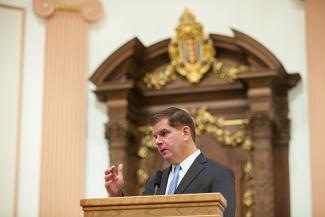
[80,193,226,217]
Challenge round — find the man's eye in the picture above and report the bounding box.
[160,130,169,137]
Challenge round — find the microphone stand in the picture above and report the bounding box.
[153,170,162,195]
[154,184,159,195]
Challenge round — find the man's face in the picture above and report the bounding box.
[152,118,186,164]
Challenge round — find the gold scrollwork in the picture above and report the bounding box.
[243,160,254,217]
[137,168,149,186]
[143,65,176,89]
[193,107,250,147]
[213,61,249,82]
[138,126,155,150]
[136,126,155,186]
[243,190,254,207]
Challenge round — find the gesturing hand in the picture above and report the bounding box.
[104,164,125,197]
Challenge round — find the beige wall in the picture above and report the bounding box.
[0,4,25,217]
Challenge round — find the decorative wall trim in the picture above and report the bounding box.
[306,0,325,216]
[33,0,103,21]
[0,4,25,217]
[33,1,102,216]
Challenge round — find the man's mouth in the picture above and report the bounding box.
[160,148,168,154]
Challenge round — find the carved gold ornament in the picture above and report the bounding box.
[213,61,249,81]
[169,9,215,83]
[193,107,250,147]
[143,9,248,89]
[243,161,254,217]
[143,65,176,89]
[136,126,155,186]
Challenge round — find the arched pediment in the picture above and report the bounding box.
[90,30,300,108]
[91,29,299,101]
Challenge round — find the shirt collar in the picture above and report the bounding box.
[175,149,201,174]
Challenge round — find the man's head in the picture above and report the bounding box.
[149,107,196,141]
[149,107,197,164]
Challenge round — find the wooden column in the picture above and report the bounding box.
[247,83,275,217]
[250,113,275,217]
[33,1,102,216]
[272,96,291,217]
[305,0,325,216]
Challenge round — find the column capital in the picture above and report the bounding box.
[33,0,103,22]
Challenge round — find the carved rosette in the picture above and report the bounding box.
[106,121,132,158]
[106,122,131,147]
[106,122,130,167]
[33,0,103,22]
[250,113,274,138]
[273,98,291,146]
[276,119,290,145]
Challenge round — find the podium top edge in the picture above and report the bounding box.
[80,193,226,208]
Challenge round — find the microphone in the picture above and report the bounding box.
[153,170,162,195]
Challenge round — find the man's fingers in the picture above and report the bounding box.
[105,165,116,175]
[104,173,112,181]
[106,180,113,185]
[105,164,122,177]
[105,172,120,180]
[117,164,124,177]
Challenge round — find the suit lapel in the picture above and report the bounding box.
[174,153,207,194]
[157,166,171,195]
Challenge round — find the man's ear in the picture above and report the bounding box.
[182,126,191,141]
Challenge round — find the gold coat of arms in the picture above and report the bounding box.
[169,9,215,83]
[143,9,247,89]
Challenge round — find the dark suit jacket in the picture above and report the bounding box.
[143,153,236,217]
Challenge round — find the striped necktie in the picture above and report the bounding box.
[167,164,181,194]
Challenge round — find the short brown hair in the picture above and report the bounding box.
[149,107,196,141]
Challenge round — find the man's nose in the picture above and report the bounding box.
[154,136,163,145]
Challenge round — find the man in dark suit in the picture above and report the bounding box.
[104,107,236,217]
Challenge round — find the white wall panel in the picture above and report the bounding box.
[0,5,24,217]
